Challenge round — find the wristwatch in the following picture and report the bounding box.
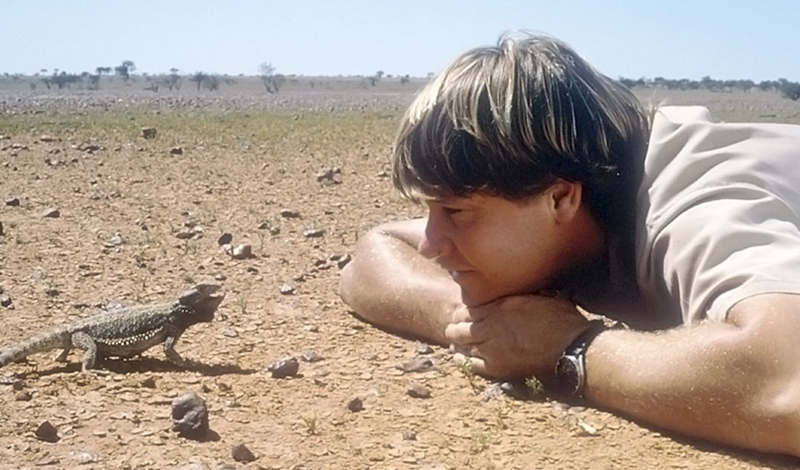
[554,321,606,398]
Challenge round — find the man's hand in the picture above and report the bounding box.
[445,294,590,380]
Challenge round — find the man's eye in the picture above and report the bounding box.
[442,207,462,215]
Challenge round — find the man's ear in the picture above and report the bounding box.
[548,180,583,224]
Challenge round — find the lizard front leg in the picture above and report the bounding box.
[71,331,98,372]
[163,329,189,367]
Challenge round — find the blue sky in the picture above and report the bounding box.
[3,0,799,81]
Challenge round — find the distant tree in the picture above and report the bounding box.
[258,62,285,93]
[114,60,136,82]
[189,71,209,90]
[400,74,410,85]
[779,79,800,101]
[165,68,182,90]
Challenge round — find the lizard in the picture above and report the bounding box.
[0,282,225,373]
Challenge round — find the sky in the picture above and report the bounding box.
[3,0,799,82]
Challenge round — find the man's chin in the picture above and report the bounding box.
[459,288,503,308]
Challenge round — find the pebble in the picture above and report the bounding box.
[302,228,325,238]
[35,420,60,442]
[279,284,295,295]
[300,350,323,363]
[141,127,157,139]
[5,197,20,207]
[0,295,10,308]
[230,244,252,259]
[170,146,184,155]
[347,396,364,412]
[397,357,433,373]
[68,450,100,464]
[41,208,60,218]
[280,208,300,218]
[335,253,352,269]
[175,463,211,470]
[231,443,256,463]
[15,391,32,401]
[268,357,299,378]
[406,383,432,399]
[171,392,209,440]
[415,342,434,355]
[217,232,233,246]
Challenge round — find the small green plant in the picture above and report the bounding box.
[471,429,490,453]
[524,376,545,398]
[301,413,318,435]
[236,294,248,316]
[457,358,481,392]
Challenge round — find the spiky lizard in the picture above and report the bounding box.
[0,282,225,372]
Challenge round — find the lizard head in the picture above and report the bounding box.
[178,281,225,323]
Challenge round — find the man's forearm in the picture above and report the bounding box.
[584,319,800,456]
[339,227,461,345]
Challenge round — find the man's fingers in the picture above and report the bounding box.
[445,320,489,344]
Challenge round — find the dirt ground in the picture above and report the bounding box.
[1,79,800,469]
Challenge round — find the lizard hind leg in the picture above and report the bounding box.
[71,331,98,373]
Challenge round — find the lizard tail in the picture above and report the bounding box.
[0,333,70,368]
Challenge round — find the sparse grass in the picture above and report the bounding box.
[236,294,248,316]
[457,358,481,393]
[301,413,318,435]
[524,376,545,398]
[470,429,490,453]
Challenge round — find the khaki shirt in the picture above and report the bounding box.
[636,106,800,324]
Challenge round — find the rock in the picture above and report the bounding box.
[15,390,32,401]
[303,227,325,238]
[34,420,60,442]
[279,284,295,295]
[300,350,323,363]
[170,146,184,155]
[68,450,100,465]
[140,376,157,389]
[4,197,20,207]
[141,127,157,139]
[175,463,211,470]
[268,357,299,378]
[0,221,3,236]
[230,244,252,260]
[397,357,433,373]
[407,383,432,399]
[335,253,352,269]
[415,342,434,355]
[171,392,209,440]
[105,232,127,247]
[217,232,233,246]
[39,135,57,143]
[347,396,364,412]
[41,208,60,218]
[279,208,300,218]
[0,295,12,308]
[231,443,256,463]
[402,430,417,441]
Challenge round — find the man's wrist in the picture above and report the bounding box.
[554,320,606,398]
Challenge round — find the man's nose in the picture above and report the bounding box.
[418,216,446,259]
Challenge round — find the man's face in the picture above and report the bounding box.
[418,191,565,307]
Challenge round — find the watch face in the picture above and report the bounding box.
[556,356,581,395]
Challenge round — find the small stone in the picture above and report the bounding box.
[68,450,100,464]
[231,443,256,463]
[300,350,323,363]
[0,221,3,236]
[141,127,157,139]
[302,228,325,238]
[279,208,300,218]
[397,357,433,373]
[175,463,211,470]
[415,342,434,355]
[4,197,20,207]
[175,228,197,240]
[402,430,417,441]
[279,284,295,295]
[268,357,299,378]
[231,244,252,260]
[35,421,60,442]
[140,376,157,389]
[39,135,57,143]
[407,383,432,399]
[217,232,233,246]
[171,392,209,440]
[105,232,126,247]
[170,146,184,155]
[347,396,364,412]
[36,456,60,466]
[336,253,352,269]
[222,328,238,338]
[0,295,12,308]
[15,390,32,401]
[41,208,60,218]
